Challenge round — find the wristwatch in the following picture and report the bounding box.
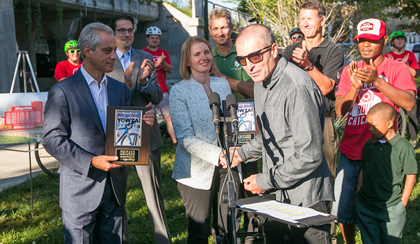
[304,63,314,72]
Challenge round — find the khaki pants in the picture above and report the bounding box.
[322,117,338,180]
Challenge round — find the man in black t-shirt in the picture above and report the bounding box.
[283,0,343,182]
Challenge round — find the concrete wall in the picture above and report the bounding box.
[133,3,205,86]
[0,0,18,93]
[1,1,203,93]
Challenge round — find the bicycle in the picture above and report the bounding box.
[116,122,140,146]
[34,142,60,178]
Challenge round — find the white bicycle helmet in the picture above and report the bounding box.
[146,26,162,36]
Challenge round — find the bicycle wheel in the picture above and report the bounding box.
[121,133,139,146]
[34,142,60,178]
[397,107,407,137]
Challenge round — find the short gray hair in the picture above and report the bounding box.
[78,22,114,60]
[237,24,276,47]
[209,8,232,26]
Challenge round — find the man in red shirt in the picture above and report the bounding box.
[332,19,416,244]
[54,40,83,82]
[385,30,419,148]
[142,27,176,145]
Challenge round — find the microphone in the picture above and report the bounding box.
[208,92,221,135]
[226,94,239,138]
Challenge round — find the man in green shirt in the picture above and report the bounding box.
[209,8,254,99]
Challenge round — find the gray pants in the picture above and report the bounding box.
[63,178,123,244]
[123,148,172,244]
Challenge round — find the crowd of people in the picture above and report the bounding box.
[43,0,418,243]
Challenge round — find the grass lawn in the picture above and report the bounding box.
[0,136,37,145]
[1,136,420,243]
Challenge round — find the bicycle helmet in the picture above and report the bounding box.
[289,27,303,38]
[146,26,162,36]
[390,31,407,42]
[64,40,79,53]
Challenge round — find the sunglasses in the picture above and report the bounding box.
[69,49,81,54]
[235,45,272,66]
[291,34,303,40]
[115,28,136,34]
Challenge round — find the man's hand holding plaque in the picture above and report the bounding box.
[105,106,151,165]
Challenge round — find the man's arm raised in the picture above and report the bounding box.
[213,66,254,98]
[335,62,362,117]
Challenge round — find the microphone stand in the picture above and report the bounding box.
[222,123,237,244]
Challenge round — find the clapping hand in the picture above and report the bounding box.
[155,52,167,67]
[139,59,153,83]
[123,62,135,89]
[353,59,380,85]
[348,61,362,90]
[291,40,311,68]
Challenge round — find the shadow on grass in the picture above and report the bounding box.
[333,151,420,244]
[124,136,188,243]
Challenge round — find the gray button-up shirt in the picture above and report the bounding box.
[238,57,333,207]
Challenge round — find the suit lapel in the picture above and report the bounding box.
[113,57,126,83]
[107,79,117,107]
[73,70,106,139]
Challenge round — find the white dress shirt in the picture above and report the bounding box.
[116,47,132,71]
[80,65,108,133]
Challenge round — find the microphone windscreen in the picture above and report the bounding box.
[209,92,220,108]
[226,94,237,110]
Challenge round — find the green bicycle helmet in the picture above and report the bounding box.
[390,31,407,42]
[64,40,79,53]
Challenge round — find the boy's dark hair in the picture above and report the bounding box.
[109,14,135,31]
[368,103,396,122]
[301,0,326,20]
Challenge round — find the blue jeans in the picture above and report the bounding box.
[331,154,362,224]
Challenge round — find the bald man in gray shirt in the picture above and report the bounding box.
[226,24,333,243]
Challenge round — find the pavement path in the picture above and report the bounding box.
[0,143,47,191]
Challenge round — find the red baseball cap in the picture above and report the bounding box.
[353,18,386,41]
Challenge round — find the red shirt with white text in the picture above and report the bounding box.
[337,58,416,160]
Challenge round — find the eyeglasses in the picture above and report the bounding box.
[115,28,136,34]
[291,34,303,40]
[69,49,80,54]
[235,45,272,66]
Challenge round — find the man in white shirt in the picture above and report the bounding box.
[42,22,154,243]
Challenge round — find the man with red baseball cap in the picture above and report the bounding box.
[332,18,416,244]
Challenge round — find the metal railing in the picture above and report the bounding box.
[207,1,254,28]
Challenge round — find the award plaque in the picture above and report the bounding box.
[223,99,259,146]
[105,106,150,165]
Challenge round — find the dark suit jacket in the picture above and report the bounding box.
[107,48,163,151]
[42,69,131,213]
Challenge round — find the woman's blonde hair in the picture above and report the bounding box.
[180,36,215,80]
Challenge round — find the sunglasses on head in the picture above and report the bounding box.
[69,49,81,54]
[235,45,272,66]
[292,34,303,40]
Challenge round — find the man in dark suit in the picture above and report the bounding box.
[107,14,171,244]
[42,22,155,243]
